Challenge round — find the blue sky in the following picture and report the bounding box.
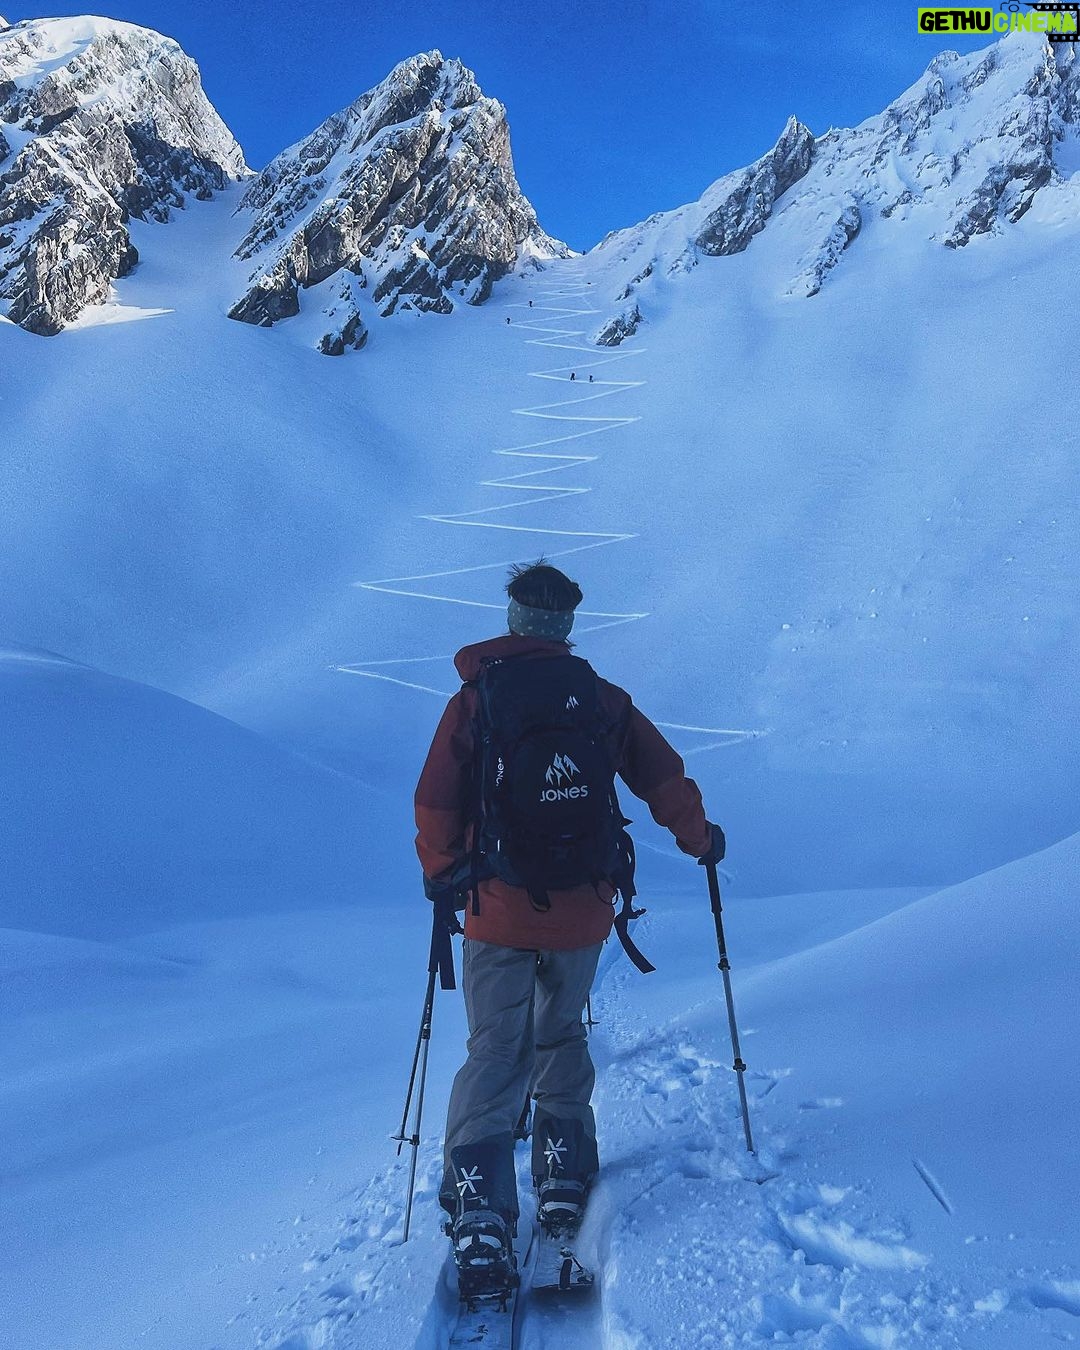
[4,1,996,249]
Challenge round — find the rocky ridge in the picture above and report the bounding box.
[227,50,566,351]
[595,33,1080,342]
[0,16,247,334]
[3,23,1077,351]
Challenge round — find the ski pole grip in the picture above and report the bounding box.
[704,858,723,911]
[427,908,457,990]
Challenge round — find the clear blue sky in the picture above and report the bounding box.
[4,1,995,250]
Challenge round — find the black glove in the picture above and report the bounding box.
[696,823,726,866]
[424,876,464,933]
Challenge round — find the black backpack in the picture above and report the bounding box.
[472,652,624,898]
[465,653,654,972]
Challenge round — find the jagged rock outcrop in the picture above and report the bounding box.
[787,201,861,297]
[317,274,369,355]
[594,303,642,347]
[228,50,567,351]
[0,16,246,334]
[693,115,815,257]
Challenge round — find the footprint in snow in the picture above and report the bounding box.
[775,1209,929,1273]
[1023,1280,1080,1317]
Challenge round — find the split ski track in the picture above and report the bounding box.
[335,275,758,749]
[248,986,996,1350]
[237,278,1041,1349]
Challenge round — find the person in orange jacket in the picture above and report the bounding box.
[414,562,723,1287]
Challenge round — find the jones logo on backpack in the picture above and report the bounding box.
[541,753,589,803]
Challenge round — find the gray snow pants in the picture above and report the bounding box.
[440,938,603,1215]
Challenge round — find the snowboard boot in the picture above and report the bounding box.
[531,1114,599,1237]
[445,1135,519,1304]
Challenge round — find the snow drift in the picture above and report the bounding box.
[0,646,373,938]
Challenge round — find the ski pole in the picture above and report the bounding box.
[393,906,457,1241]
[704,860,755,1155]
[393,965,437,1242]
[584,995,598,1030]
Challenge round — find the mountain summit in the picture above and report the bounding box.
[594,32,1080,341]
[0,16,247,335]
[228,50,566,354]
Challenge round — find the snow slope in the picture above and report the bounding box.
[0,643,402,1348]
[229,839,1078,1350]
[2,22,1079,1350]
[0,645,374,937]
[7,838,1069,1347]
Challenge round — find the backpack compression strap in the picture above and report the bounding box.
[613,896,656,975]
[611,829,656,974]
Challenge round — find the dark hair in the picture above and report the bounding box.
[506,558,583,612]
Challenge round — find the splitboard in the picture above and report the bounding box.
[447,1230,533,1348]
[530,1224,596,1296]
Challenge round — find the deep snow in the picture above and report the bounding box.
[5,798,1076,1347]
[2,23,1078,1350]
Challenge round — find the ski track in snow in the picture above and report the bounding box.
[247,965,1028,1350]
[333,277,761,749]
[241,281,1055,1348]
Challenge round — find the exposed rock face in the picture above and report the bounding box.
[693,115,815,258]
[228,50,567,351]
[591,32,1080,340]
[594,303,642,347]
[588,114,814,338]
[317,274,369,355]
[787,201,861,298]
[0,16,247,335]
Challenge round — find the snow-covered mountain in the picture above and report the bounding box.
[0,24,564,349]
[4,21,1080,1349]
[595,33,1080,340]
[0,16,246,334]
[229,50,567,354]
[2,24,1078,891]
[6,19,1076,352]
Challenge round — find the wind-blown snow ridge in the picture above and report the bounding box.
[336,277,762,747]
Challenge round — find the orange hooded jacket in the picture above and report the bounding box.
[414,634,713,950]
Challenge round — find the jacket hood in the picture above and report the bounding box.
[454,633,570,681]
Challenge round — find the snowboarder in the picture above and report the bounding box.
[529,300,534,307]
[589,374,594,383]
[570,371,576,381]
[415,562,724,1298]
[506,316,511,325]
